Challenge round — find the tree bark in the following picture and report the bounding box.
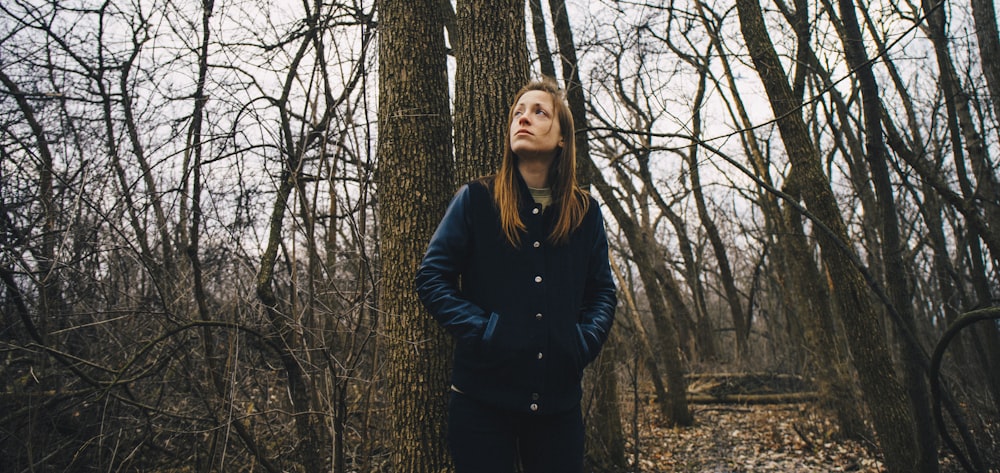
[732,0,919,469]
[782,177,868,440]
[453,0,529,183]
[970,0,1000,125]
[835,0,937,468]
[922,0,1000,265]
[547,0,591,185]
[377,0,454,470]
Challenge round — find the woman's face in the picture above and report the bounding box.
[509,90,564,161]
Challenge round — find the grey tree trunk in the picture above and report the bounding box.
[684,64,748,360]
[970,0,1000,126]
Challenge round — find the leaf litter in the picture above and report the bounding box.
[625,401,966,472]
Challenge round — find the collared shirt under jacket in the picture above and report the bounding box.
[415,175,617,414]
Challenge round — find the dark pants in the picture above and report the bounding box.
[447,391,584,473]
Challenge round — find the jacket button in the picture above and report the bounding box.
[537,352,544,359]
[534,276,542,283]
[529,403,539,411]
[532,207,540,215]
[533,241,541,248]
[535,313,543,320]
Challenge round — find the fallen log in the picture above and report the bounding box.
[686,391,819,405]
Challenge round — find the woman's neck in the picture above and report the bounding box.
[517,158,552,188]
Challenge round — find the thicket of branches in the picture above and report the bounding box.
[1,0,997,471]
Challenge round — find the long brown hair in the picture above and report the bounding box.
[494,79,590,247]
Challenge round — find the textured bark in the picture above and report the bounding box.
[547,0,591,185]
[731,0,918,470]
[781,178,868,440]
[453,0,529,183]
[834,0,937,468]
[377,0,454,470]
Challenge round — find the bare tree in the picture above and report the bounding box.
[731,0,919,469]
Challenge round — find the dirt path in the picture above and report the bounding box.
[625,402,955,472]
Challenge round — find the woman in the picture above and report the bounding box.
[415,79,617,473]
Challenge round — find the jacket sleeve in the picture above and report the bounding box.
[414,185,487,346]
[577,206,617,364]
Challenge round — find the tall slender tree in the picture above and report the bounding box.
[732,0,919,469]
[833,0,937,468]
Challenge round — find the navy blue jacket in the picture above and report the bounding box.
[415,175,617,414]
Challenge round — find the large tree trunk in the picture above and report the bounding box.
[453,0,529,183]
[377,0,454,470]
[782,177,868,440]
[528,0,557,79]
[731,0,918,470]
[547,0,591,184]
[835,0,937,468]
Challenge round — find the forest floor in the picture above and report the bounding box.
[626,400,967,472]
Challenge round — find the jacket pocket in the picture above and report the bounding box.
[574,324,590,370]
[482,312,500,348]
